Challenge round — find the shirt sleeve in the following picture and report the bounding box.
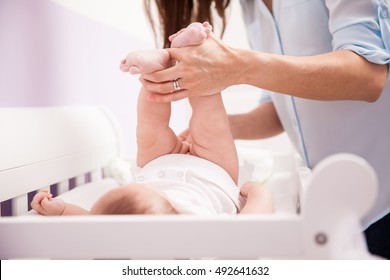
[326,0,390,65]
[259,89,272,104]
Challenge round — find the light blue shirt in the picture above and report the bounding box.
[240,0,390,228]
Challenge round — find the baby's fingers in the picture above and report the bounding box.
[40,196,53,208]
[31,195,46,212]
[31,191,52,206]
[240,181,260,197]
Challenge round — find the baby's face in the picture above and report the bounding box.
[90,184,178,215]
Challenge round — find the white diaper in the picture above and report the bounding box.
[134,154,243,215]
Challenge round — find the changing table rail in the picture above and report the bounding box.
[0,215,303,259]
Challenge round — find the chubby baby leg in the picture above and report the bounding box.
[188,94,239,184]
[136,86,189,167]
[170,21,213,48]
[120,49,171,74]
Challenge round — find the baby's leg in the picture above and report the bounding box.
[170,22,213,48]
[120,49,171,75]
[130,21,215,167]
[188,94,239,184]
[136,87,189,167]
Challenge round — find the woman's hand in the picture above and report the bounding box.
[141,33,240,102]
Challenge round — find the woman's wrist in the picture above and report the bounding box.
[228,110,264,139]
[230,48,265,86]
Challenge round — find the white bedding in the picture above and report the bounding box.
[27,151,299,216]
[1,106,377,259]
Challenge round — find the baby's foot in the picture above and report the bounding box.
[170,21,213,48]
[120,49,171,74]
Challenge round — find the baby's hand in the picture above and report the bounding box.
[31,189,66,216]
[239,181,273,214]
[240,181,262,198]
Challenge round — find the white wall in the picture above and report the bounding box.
[49,0,249,48]
[50,0,154,44]
[51,0,291,152]
[0,0,154,159]
[1,0,291,158]
[48,0,265,114]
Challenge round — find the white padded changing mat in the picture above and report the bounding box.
[26,150,300,216]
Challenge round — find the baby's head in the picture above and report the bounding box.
[90,184,178,215]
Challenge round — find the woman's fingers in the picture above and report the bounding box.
[147,90,189,102]
[141,33,231,99]
[140,77,183,95]
[142,64,178,84]
[140,76,190,102]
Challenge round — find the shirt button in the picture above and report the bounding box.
[158,171,165,178]
[381,9,388,18]
[177,171,184,178]
[136,175,144,182]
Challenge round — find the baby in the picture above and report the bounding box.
[31,22,273,216]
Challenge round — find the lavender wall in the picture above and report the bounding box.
[0,0,189,158]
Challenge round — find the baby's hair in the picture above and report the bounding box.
[94,186,179,215]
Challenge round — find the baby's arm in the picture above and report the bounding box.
[31,190,89,216]
[239,182,273,214]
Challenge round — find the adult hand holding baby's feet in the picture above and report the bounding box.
[119,21,212,75]
[31,189,66,216]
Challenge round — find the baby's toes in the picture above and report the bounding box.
[202,21,213,31]
[196,31,207,42]
[120,65,129,72]
[129,66,141,74]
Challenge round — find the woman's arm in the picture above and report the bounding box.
[239,49,387,103]
[228,102,283,140]
[141,34,387,103]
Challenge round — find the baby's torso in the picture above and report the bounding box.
[134,154,243,215]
